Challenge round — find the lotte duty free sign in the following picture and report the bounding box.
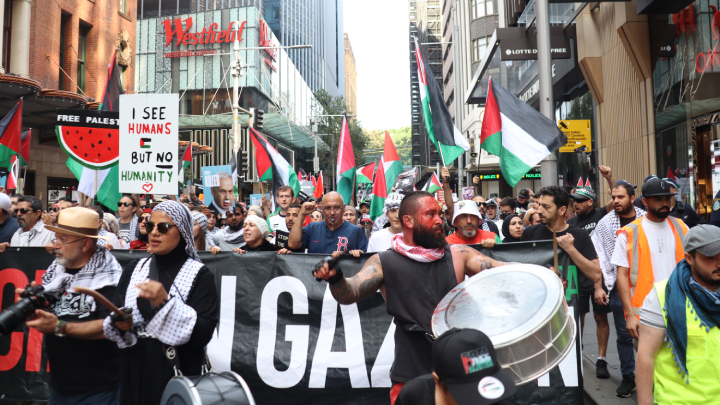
[558,120,592,153]
[118,94,179,194]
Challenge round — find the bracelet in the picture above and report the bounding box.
[54,320,66,337]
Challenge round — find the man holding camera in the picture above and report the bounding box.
[16,207,123,404]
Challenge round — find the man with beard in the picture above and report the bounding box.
[590,182,646,388]
[312,191,511,405]
[663,177,705,228]
[612,178,688,350]
[288,192,367,256]
[0,195,54,250]
[17,207,123,403]
[211,205,246,250]
[208,172,235,216]
[636,225,720,405]
[446,201,500,247]
[274,204,301,251]
[368,193,404,252]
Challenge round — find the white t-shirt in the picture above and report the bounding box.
[367,228,401,252]
[610,217,678,283]
[268,213,288,233]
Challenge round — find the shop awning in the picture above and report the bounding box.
[0,75,87,127]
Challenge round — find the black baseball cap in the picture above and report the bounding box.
[486,199,498,207]
[641,177,676,197]
[433,328,516,405]
[517,189,530,199]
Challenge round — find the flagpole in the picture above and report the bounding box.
[94,170,98,204]
[22,165,26,194]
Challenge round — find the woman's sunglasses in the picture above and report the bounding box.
[145,222,177,234]
[49,207,59,212]
[117,202,135,208]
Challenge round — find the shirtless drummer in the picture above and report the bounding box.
[312,191,509,405]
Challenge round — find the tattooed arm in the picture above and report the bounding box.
[450,245,508,278]
[314,254,385,305]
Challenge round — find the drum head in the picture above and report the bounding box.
[432,264,564,346]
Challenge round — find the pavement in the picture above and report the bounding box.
[581,310,638,405]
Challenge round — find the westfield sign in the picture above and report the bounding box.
[162,17,246,47]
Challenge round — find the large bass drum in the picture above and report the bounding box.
[160,371,256,405]
[431,264,576,385]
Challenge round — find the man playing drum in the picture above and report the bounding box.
[312,191,509,405]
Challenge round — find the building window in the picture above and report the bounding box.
[470,0,493,18]
[77,25,89,94]
[59,15,67,90]
[473,36,488,62]
[121,0,127,14]
[2,0,11,72]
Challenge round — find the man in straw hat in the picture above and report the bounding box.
[16,207,124,404]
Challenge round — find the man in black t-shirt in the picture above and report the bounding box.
[275,204,302,251]
[19,208,123,403]
[568,187,608,236]
[396,328,516,405]
[521,186,601,285]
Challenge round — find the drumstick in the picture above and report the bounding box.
[552,230,559,271]
[74,287,125,316]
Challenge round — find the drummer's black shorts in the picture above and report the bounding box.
[578,281,612,315]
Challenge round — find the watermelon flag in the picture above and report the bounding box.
[382,130,404,192]
[6,155,17,190]
[413,37,470,166]
[314,171,324,199]
[585,178,591,187]
[480,77,567,187]
[336,114,356,204]
[369,156,388,220]
[577,178,584,187]
[249,127,301,197]
[19,129,30,167]
[0,99,23,167]
[178,142,192,184]
[422,172,442,194]
[357,161,375,184]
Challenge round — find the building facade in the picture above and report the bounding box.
[263,0,345,98]
[0,0,137,204]
[344,33,357,115]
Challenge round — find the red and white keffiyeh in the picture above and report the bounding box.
[390,234,445,263]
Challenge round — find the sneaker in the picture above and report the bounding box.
[616,376,636,397]
[596,359,610,379]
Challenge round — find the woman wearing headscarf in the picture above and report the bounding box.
[191,211,220,254]
[103,201,220,405]
[232,215,278,254]
[501,213,524,243]
[129,209,152,250]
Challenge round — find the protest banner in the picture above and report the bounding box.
[118,94,179,195]
[0,242,583,405]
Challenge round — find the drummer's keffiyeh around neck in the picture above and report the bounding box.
[390,234,445,262]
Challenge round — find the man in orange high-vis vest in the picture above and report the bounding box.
[610,178,688,397]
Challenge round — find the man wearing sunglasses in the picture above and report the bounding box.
[0,195,54,251]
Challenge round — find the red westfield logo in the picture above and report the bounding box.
[162,17,246,47]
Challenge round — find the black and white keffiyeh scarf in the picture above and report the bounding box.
[42,247,123,312]
[218,225,245,244]
[591,207,646,290]
[153,201,200,261]
[103,256,204,347]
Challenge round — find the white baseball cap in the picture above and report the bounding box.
[452,200,482,226]
[0,193,11,212]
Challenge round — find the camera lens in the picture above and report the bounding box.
[0,298,39,336]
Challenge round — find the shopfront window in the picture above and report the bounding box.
[555,91,595,192]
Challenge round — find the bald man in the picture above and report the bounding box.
[288,191,368,255]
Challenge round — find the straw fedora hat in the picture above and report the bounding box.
[45,207,109,240]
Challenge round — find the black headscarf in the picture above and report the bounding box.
[502,214,523,243]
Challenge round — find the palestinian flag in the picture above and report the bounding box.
[422,172,442,194]
[6,155,17,190]
[480,77,567,186]
[311,174,317,187]
[414,37,470,165]
[357,161,375,184]
[19,129,30,167]
[100,49,123,112]
[140,138,152,148]
[314,171,324,199]
[178,142,192,184]
[369,156,388,220]
[298,168,307,182]
[336,114,356,204]
[249,127,301,197]
[0,100,23,168]
[382,130,404,191]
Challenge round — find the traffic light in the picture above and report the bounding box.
[240,150,249,175]
[255,109,264,130]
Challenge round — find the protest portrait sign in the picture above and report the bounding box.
[202,165,234,214]
[118,94,179,195]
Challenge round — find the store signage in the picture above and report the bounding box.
[119,94,179,195]
[691,111,720,129]
[694,7,720,73]
[558,120,592,153]
[476,173,540,180]
[497,26,573,61]
[259,19,278,72]
[161,17,246,57]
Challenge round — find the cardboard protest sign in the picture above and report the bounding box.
[118,94,179,194]
[202,165,234,214]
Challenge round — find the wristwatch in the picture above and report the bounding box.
[54,320,66,337]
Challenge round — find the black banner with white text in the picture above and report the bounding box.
[0,242,584,404]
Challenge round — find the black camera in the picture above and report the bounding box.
[0,284,56,336]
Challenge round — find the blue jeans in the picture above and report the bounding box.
[610,288,635,379]
[48,386,120,405]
